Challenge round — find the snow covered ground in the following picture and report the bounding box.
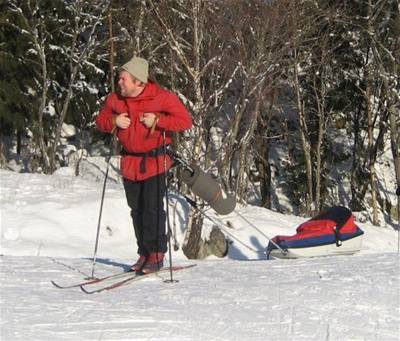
[1,167,399,340]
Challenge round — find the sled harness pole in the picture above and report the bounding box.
[163,131,178,283]
[182,194,287,255]
[234,211,288,255]
[183,196,262,254]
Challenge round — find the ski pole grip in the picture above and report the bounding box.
[181,165,236,215]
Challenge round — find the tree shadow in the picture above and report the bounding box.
[227,235,269,261]
[168,192,190,236]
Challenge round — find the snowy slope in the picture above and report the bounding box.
[1,168,399,340]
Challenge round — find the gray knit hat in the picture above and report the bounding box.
[121,56,148,83]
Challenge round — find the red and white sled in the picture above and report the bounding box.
[266,206,364,259]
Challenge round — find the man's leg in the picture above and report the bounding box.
[123,178,146,256]
[141,173,167,256]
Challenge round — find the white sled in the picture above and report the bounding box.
[268,233,364,259]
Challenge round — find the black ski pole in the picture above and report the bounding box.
[90,133,116,279]
[163,131,178,283]
[165,146,194,174]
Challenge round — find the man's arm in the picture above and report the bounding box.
[96,94,131,132]
[155,92,193,132]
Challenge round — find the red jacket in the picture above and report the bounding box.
[96,81,192,181]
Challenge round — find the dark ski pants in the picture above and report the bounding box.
[123,173,167,256]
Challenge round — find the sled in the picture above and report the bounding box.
[266,206,364,259]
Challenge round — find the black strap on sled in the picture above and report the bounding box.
[311,206,352,247]
[121,145,171,173]
[333,227,343,247]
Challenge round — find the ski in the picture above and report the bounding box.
[51,269,135,289]
[80,264,196,294]
[79,272,146,294]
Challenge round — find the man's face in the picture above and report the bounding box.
[118,70,141,97]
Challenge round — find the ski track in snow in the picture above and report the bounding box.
[1,254,399,341]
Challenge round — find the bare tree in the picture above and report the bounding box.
[219,0,291,201]
[8,0,109,173]
[8,0,51,171]
[307,8,340,212]
[365,0,380,224]
[348,0,399,224]
[286,0,317,213]
[370,0,400,221]
[48,1,109,173]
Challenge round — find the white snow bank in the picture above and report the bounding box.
[1,169,398,260]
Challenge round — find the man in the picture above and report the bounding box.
[96,56,192,273]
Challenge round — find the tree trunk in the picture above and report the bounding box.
[389,109,400,182]
[0,138,7,167]
[182,210,204,259]
[34,33,51,173]
[255,142,272,209]
[16,130,22,155]
[366,77,379,225]
[223,96,247,191]
[108,4,115,93]
[350,103,364,211]
[313,73,327,212]
[295,56,313,213]
[48,83,76,173]
[236,91,261,201]
[389,106,400,223]
[366,1,379,225]
[254,91,275,209]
